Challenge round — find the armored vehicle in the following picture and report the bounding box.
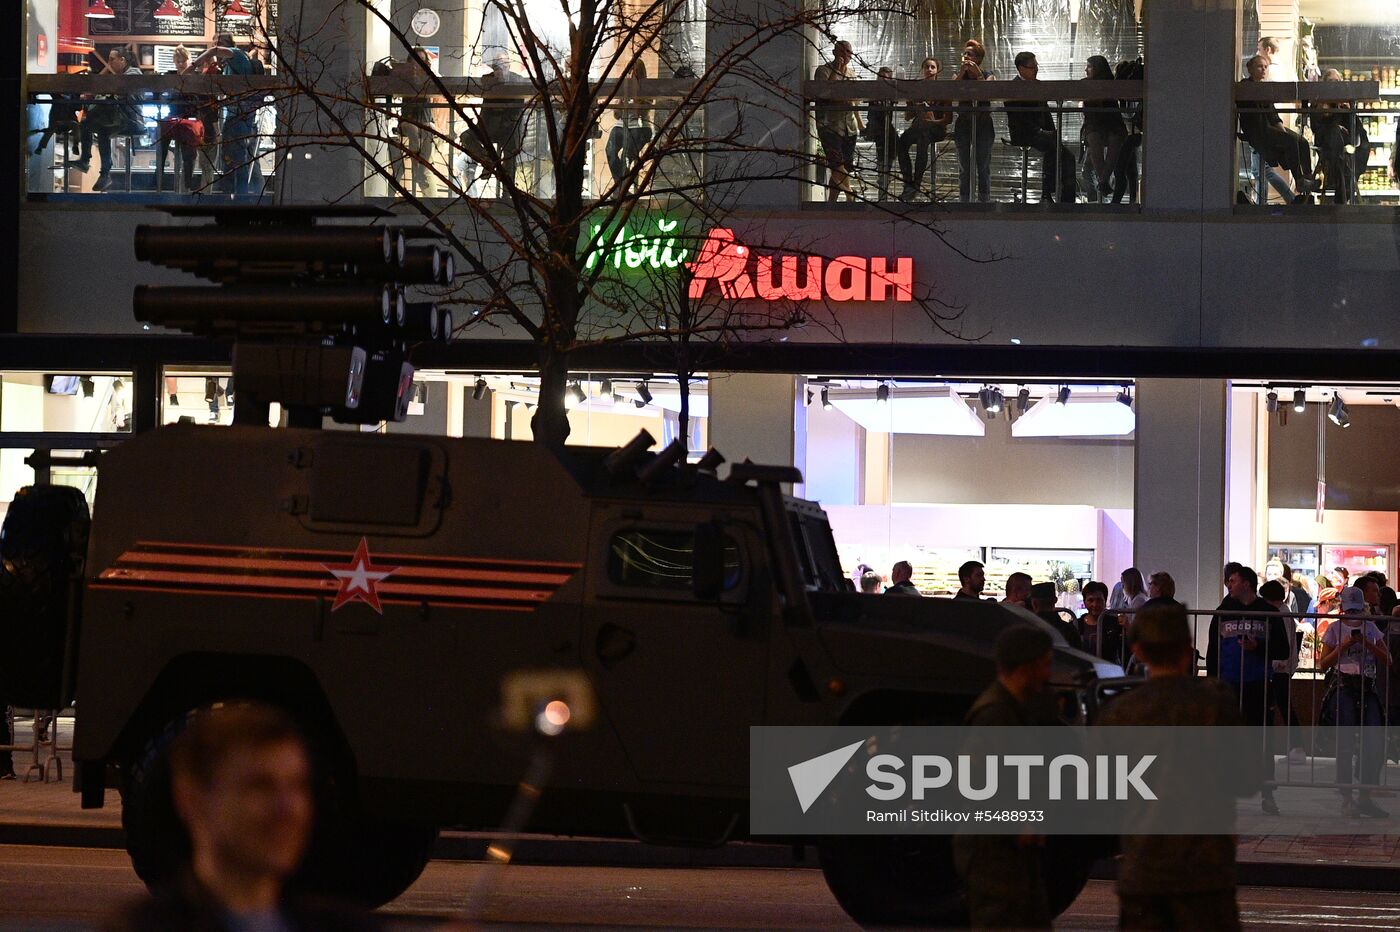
[49,210,1124,925]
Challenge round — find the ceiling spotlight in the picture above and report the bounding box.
[472,376,487,401]
[821,387,832,410]
[637,380,653,405]
[1328,394,1350,427]
[978,386,1003,419]
[1265,389,1278,414]
[875,383,890,405]
[1016,386,1031,414]
[599,379,615,405]
[805,388,814,407]
[1293,388,1307,413]
[566,382,586,408]
[1116,386,1133,408]
[1056,385,1071,405]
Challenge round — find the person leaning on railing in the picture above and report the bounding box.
[1308,69,1369,204]
[1317,586,1392,819]
[812,40,862,203]
[1003,51,1076,204]
[1081,55,1127,202]
[952,39,994,203]
[894,57,950,202]
[67,45,146,192]
[1238,54,1321,203]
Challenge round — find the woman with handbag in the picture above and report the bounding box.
[157,46,203,193]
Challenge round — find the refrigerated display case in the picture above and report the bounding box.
[1267,544,1320,577]
[1322,544,1391,580]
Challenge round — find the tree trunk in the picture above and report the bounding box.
[532,348,572,446]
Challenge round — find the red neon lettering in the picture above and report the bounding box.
[824,257,868,302]
[869,257,914,302]
[687,228,753,300]
[756,255,823,301]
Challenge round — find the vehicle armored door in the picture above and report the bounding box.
[582,503,769,788]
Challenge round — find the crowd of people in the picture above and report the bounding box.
[38,36,268,195]
[862,555,1397,824]
[1239,35,1400,204]
[812,39,1145,204]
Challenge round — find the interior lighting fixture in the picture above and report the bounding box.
[1265,389,1279,414]
[599,379,615,405]
[566,382,586,408]
[875,383,890,405]
[1327,391,1349,425]
[1016,386,1031,414]
[223,0,254,19]
[472,376,487,401]
[1328,394,1350,428]
[85,1,116,17]
[820,387,832,410]
[1116,386,1133,408]
[153,0,184,19]
[1056,385,1071,405]
[827,385,985,436]
[637,380,653,406]
[1293,388,1307,413]
[978,386,1004,419]
[1012,391,1136,438]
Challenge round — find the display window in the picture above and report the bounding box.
[1230,383,1400,677]
[801,378,1135,608]
[0,371,132,521]
[1235,1,1400,205]
[386,371,710,455]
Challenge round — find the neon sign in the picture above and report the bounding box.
[582,222,915,303]
[584,218,690,271]
[687,228,914,303]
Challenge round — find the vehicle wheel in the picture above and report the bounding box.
[121,703,437,907]
[817,835,964,927]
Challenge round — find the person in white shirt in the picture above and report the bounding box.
[1319,586,1392,818]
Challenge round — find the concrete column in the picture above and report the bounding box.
[275,0,368,203]
[1225,386,1263,567]
[1133,379,1228,614]
[1142,0,1239,211]
[704,0,803,208]
[707,373,800,475]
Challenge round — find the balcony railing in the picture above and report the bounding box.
[1232,79,1396,207]
[23,74,703,203]
[802,78,1144,207]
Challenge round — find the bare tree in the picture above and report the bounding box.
[241,0,987,445]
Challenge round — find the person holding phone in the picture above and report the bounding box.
[1319,586,1392,818]
[953,39,994,202]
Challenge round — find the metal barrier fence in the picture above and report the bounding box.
[1098,605,1399,795]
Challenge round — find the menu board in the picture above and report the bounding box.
[214,0,274,37]
[89,0,206,38]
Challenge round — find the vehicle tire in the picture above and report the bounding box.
[121,703,436,907]
[0,484,90,709]
[817,835,964,927]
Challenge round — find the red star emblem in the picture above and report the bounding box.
[323,538,399,613]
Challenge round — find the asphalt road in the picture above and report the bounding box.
[2,845,1400,930]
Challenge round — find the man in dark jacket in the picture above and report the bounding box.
[1206,564,1288,815]
[884,560,920,596]
[1003,52,1076,203]
[955,625,1059,928]
[103,703,381,932]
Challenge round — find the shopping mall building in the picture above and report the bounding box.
[6,0,1400,636]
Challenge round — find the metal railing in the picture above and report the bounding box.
[1232,79,1397,206]
[802,78,1144,206]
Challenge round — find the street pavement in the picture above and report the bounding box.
[3,846,1400,929]
[6,715,1400,894]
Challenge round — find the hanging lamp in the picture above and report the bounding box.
[85,1,117,18]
